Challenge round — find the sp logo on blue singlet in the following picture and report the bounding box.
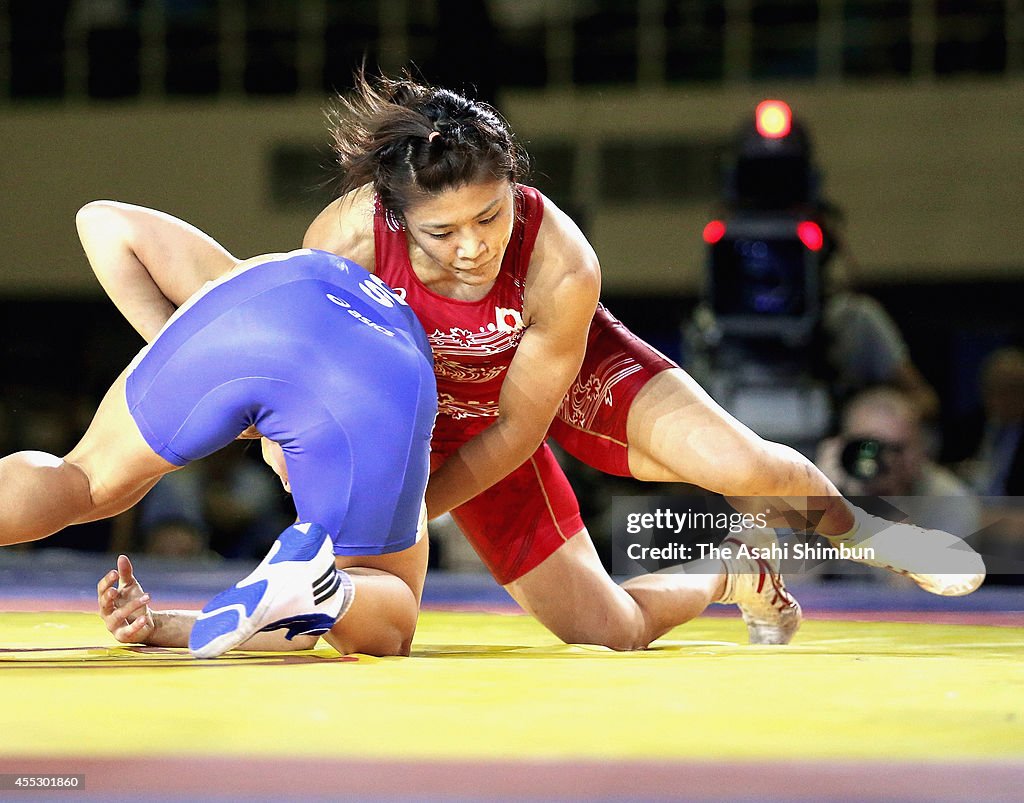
[326,294,395,338]
[359,274,409,309]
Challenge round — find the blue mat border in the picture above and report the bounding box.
[0,549,1021,613]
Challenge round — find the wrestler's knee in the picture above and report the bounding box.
[579,626,647,652]
[522,588,648,650]
[546,615,647,651]
[366,599,417,657]
[325,611,416,657]
[322,571,420,657]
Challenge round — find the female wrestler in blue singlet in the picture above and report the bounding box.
[0,220,437,659]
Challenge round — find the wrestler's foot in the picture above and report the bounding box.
[718,528,802,645]
[825,509,985,597]
[189,522,353,659]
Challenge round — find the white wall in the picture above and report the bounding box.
[0,99,324,295]
[503,79,1024,290]
[1,79,1021,296]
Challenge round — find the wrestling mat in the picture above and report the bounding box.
[1,601,1022,800]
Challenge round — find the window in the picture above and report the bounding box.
[664,0,726,83]
[574,0,640,85]
[843,0,913,78]
[751,0,819,80]
[935,0,1006,76]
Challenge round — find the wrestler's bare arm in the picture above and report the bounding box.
[76,201,240,342]
[97,556,317,651]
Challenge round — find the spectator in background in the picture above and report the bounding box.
[819,205,939,422]
[142,517,210,559]
[823,289,938,422]
[959,346,1024,586]
[816,385,980,538]
[966,347,1024,497]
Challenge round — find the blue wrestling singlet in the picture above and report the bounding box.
[125,249,437,556]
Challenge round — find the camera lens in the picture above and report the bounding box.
[840,438,887,481]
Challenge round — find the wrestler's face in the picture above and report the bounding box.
[402,179,515,287]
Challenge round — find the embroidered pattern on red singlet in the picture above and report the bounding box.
[431,323,524,383]
[558,350,645,430]
[373,186,542,420]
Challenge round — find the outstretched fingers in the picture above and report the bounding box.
[116,554,137,589]
[104,590,154,643]
[96,569,119,610]
[97,556,155,643]
[111,605,154,643]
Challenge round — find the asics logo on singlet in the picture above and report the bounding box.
[325,275,407,337]
[326,294,395,338]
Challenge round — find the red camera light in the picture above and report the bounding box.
[755,100,792,139]
[797,220,824,251]
[703,220,727,244]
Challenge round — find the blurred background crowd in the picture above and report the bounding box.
[1,0,1021,583]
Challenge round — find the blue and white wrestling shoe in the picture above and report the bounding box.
[189,522,354,659]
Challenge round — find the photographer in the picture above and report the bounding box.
[816,386,980,538]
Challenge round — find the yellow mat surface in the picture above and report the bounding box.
[1,611,1022,764]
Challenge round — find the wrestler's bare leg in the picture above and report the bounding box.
[100,527,429,658]
[504,368,842,650]
[624,368,854,534]
[624,368,983,595]
[0,368,177,546]
[505,527,724,651]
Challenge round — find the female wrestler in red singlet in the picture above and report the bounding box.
[97,75,982,650]
[300,75,984,649]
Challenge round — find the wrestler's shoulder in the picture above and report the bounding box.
[304,185,376,272]
[529,191,601,298]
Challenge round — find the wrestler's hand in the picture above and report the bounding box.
[97,555,156,644]
[237,424,264,440]
[261,437,291,493]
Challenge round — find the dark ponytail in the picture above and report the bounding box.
[327,71,529,218]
